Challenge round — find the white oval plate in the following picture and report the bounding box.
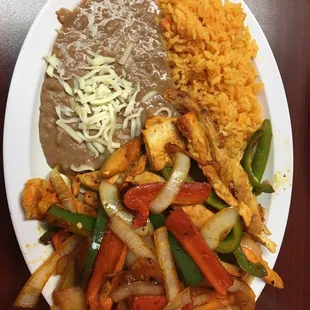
[4,0,293,305]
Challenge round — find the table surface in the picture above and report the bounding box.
[1,0,309,309]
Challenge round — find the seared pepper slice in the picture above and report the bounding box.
[46,205,95,236]
[161,167,227,210]
[166,209,233,295]
[130,296,167,310]
[83,206,109,285]
[252,120,273,195]
[39,226,57,245]
[124,182,210,228]
[161,167,242,254]
[149,213,204,287]
[233,246,267,277]
[205,193,243,253]
[242,124,274,193]
[216,218,243,254]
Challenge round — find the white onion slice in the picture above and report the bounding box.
[50,166,77,212]
[142,236,157,255]
[200,207,239,250]
[220,260,244,277]
[149,152,190,214]
[14,235,81,308]
[125,249,137,268]
[110,282,164,303]
[108,215,158,263]
[228,279,244,293]
[192,292,212,307]
[163,287,191,310]
[99,181,154,236]
[54,287,86,310]
[154,227,182,302]
[240,234,262,259]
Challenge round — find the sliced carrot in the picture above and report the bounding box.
[166,209,233,296]
[112,245,127,287]
[130,296,167,310]
[86,229,124,309]
[52,230,71,250]
[98,244,128,309]
[130,257,164,284]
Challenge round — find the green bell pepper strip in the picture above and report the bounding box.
[161,166,193,183]
[149,213,204,286]
[46,205,95,236]
[216,218,243,254]
[149,212,166,228]
[233,246,267,277]
[242,127,274,193]
[39,226,58,245]
[83,207,109,281]
[206,192,229,211]
[252,120,273,195]
[161,167,242,253]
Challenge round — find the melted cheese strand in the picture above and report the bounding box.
[123,108,144,130]
[44,53,145,158]
[86,142,99,158]
[154,107,172,118]
[56,120,83,144]
[130,118,137,139]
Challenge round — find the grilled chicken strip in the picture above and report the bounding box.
[165,89,262,235]
[177,112,253,228]
[177,112,240,208]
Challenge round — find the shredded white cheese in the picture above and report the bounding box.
[154,107,172,118]
[56,120,84,144]
[71,164,96,172]
[123,107,144,130]
[43,52,147,158]
[136,116,142,136]
[86,141,100,158]
[141,90,158,102]
[119,42,135,65]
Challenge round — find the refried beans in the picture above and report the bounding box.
[39,0,176,173]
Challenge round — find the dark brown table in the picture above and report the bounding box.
[1,0,309,309]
